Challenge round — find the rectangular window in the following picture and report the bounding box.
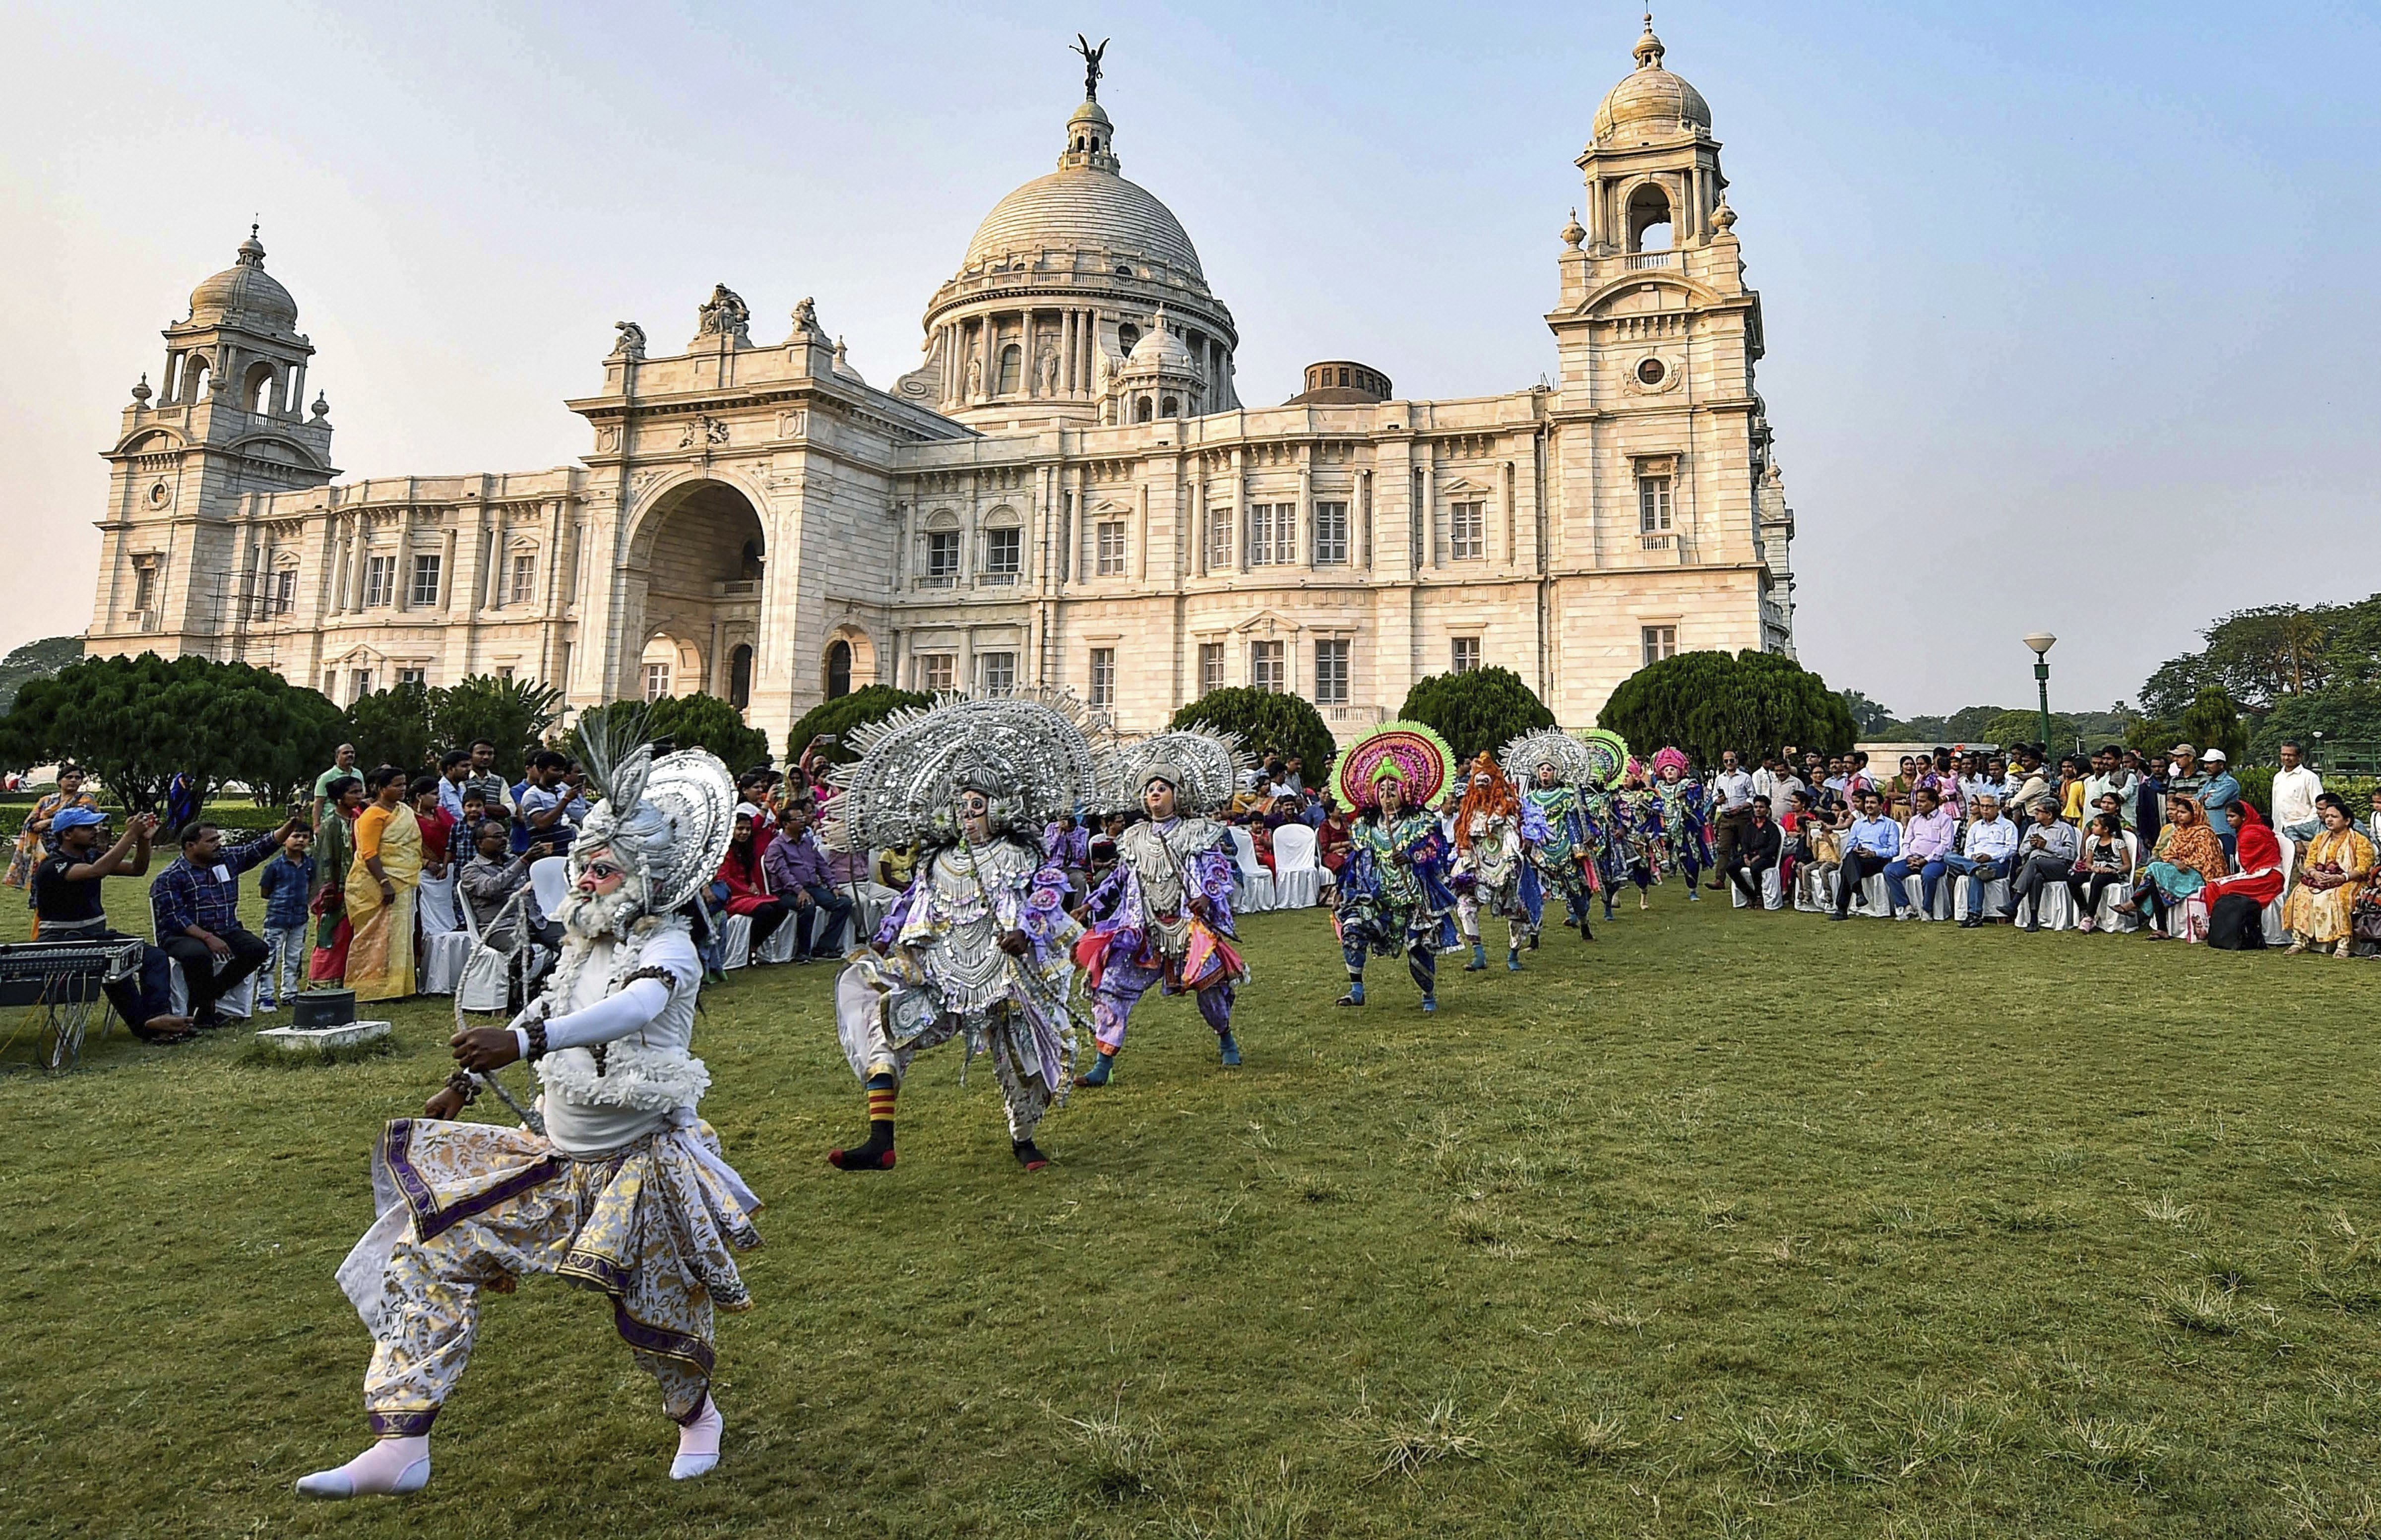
[983,526,1021,577]
[1249,504,1295,566]
[410,553,442,607]
[1451,636,1482,674]
[920,653,955,692]
[1096,520,1128,577]
[643,661,672,701]
[274,568,296,615]
[1198,642,1224,694]
[349,669,374,701]
[1314,639,1350,705]
[977,651,1016,694]
[1642,624,1678,667]
[396,667,426,688]
[132,558,159,613]
[1206,508,1229,571]
[1088,647,1116,709]
[363,554,394,608]
[1251,640,1284,693]
[496,665,515,682]
[1314,501,1349,565]
[509,553,537,606]
[925,530,960,584]
[322,670,337,697]
[1450,501,1485,561]
[1637,475,1673,534]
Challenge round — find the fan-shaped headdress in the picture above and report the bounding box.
[1327,719,1455,813]
[570,711,738,915]
[1575,728,1631,790]
[1115,724,1249,816]
[1501,727,1600,789]
[824,688,1121,852]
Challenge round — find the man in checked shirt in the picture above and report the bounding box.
[149,810,307,1027]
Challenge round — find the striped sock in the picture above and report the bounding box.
[830,1073,899,1170]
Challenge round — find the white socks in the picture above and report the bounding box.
[295,1434,430,1499]
[671,1397,723,1480]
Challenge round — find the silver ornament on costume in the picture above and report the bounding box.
[570,712,737,915]
[1115,724,1250,817]
[825,688,1123,854]
[1500,727,1602,790]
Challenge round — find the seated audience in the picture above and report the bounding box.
[150,811,305,1028]
[1830,789,1899,921]
[1722,795,1782,908]
[1947,793,2018,927]
[715,811,794,956]
[459,818,559,952]
[2067,812,2136,931]
[2118,794,2227,936]
[760,803,854,963]
[2009,800,2081,931]
[2283,796,2375,958]
[32,807,189,1041]
[1884,785,1956,918]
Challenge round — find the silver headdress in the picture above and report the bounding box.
[570,709,738,914]
[826,688,1122,852]
[1500,727,1602,790]
[1115,724,1250,816]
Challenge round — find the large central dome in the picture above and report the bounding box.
[966,168,1204,279]
[961,100,1204,278]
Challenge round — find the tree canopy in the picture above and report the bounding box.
[563,694,772,775]
[786,686,930,767]
[1836,689,1896,736]
[432,675,564,766]
[344,682,434,778]
[0,652,344,812]
[0,636,85,717]
[2140,595,2381,717]
[1596,650,1857,768]
[1170,688,1336,782]
[1397,667,1556,763]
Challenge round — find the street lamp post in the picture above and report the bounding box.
[2022,632,2057,750]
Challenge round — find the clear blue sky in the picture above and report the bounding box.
[6,1,2377,718]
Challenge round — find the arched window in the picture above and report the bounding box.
[729,644,752,710]
[1627,184,1673,252]
[997,344,1022,395]
[244,361,278,414]
[1135,396,1155,423]
[825,640,852,700]
[183,358,210,402]
[1160,396,1180,417]
[1118,323,1140,353]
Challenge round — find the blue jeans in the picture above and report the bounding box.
[1943,855,2005,915]
[1882,858,1946,915]
[790,883,855,958]
[261,923,308,1006]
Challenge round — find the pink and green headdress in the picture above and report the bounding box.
[1650,746,1692,780]
[1328,720,1455,813]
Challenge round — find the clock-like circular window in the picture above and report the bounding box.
[1635,357,1667,386]
[147,481,171,507]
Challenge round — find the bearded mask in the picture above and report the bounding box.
[556,839,654,941]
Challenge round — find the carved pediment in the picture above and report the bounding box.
[1229,609,1304,638]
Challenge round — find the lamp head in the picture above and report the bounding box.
[2022,631,2057,658]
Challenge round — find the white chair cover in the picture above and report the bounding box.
[167,957,256,1021]
[1271,823,1322,909]
[1897,872,1952,921]
[756,915,799,964]
[722,913,753,971]
[1953,874,2013,923]
[529,857,569,922]
[2013,882,2077,931]
[1227,826,1276,913]
[452,878,512,1014]
[1728,866,1784,910]
[418,872,463,935]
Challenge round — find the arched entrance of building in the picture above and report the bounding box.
[821,626,876,702]
[624,478,765,706]
[824,640,852,699]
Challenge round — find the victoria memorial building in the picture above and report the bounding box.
[84,22,1799,746]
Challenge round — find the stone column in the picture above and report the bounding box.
[439,525,459,613]
[1298,447,1314,569]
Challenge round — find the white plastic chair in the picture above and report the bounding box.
[167,956,256,1021]
[416,871,471,995]
[1227,826,1276,913]
[418,872,462,934]
[756,912,800,963]
[1728,866,1784,910]
[529,857,569,923]
[1953,872,2013,923]
[2012,881,2077,931]
[722,914,753,971]
[1894,872,1952,921]
[454,886,511,1013]
[1271,824,1321,908]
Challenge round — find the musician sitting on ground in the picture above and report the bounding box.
[459,818,559,954]
[31,807,192,1042]
[150,814,305,1029]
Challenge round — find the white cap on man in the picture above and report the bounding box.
[2202,748,2227,764]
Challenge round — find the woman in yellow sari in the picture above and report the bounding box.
[2282,798,2377,959]
[345,767,424,1002]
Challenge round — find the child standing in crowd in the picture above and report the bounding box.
[256,822,315,1010]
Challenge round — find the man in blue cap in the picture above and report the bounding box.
[31,806,191,1042]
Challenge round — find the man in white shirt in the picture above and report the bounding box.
[2271,739,2324,842]
[1947,794,2020,926]
[1708,749,1756,891]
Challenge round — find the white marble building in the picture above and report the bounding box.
[85,23,1798,749]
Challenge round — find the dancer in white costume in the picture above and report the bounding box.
[297,729,755,1498]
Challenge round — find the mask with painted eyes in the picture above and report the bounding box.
[557,840,650,940]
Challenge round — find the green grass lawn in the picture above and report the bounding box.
[3,880,2380,1538]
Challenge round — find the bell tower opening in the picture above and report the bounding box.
[1627,184,1673,251]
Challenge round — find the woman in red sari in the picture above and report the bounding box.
[2200,800,2284,909]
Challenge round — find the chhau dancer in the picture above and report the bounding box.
[298,731,755,1498]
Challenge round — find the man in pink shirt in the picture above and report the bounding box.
[1884,785,1957,918]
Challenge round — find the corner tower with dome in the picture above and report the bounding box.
[83,23,1797,749]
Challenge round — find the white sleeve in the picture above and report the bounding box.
[511,928,700,1056]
